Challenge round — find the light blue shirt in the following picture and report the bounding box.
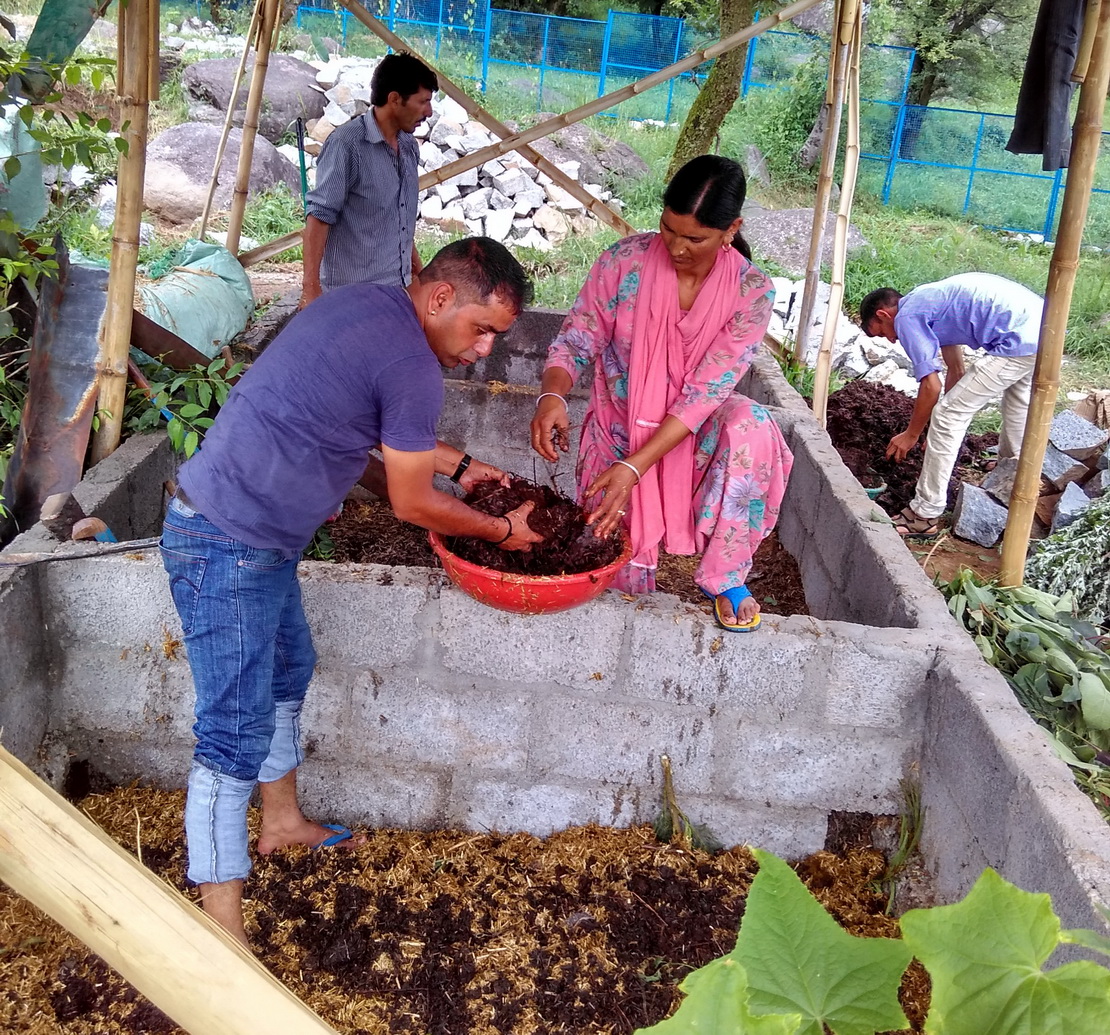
[894,273,1043,381]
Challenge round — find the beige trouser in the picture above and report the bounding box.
[911,352,1037,519]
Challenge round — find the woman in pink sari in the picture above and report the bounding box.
[530,155,793,632]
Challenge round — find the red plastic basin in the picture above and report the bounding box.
[428,530,632,615]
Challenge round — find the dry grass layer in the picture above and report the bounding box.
[1,787,927,1034]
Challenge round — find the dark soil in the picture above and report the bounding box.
[0,786,929,1034]
[825,380,998,514]
[320,499,810,616]
[448,477,623,575]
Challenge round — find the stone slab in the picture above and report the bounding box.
[1049,409,1109,461]
[1051,480,1091,533]
[952,483,1008,547]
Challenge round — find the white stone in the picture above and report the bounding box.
[583,182,605,199]
[487,188,514,211]
[420,195,444,221]
[462,187,492,218]
[461,131,492,151]
[771,277,795,314]
[515,228,553,253]
[430,118,464,146]
[465,217,484,235]
[276,143,303,166]
[444,134,465,153]
[513,187,545,214]
[532,204,570,244]
[315,63,343,90]
[833,340,871,379]
[437,95,469,126]
[323,101,350,126]
[493,168,532,197]
[481,159,506,179]
[450,164,479,188]
[413,120,430,139]
[555,159,581,181]
[862,358,900,384]
[419,141,447,170]
[544,182,586,212]
[434,181,461,204]
[484,207,514,243]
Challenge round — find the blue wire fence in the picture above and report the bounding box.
[281,1,1110,243]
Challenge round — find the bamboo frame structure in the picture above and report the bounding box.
[811,0,862,426]
[90,0,152,465]
[0,746,339,1034]
[225,0,280,256]
[199,0,263,239]
[790,0,854,367]
[337,0,635,238]
[1073,0,1103,82]
[999,0,1110,586]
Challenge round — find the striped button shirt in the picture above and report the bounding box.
[306,110,418,290]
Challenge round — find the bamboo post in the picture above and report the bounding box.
[999,0,1110,586]
[225,0,280,256]
[791,0,852,366]
[148,0,160,101]
[0,746,338,1034]
[90,0,152,465]
[336,0,636,237]
[811,0,861,425]
[200,0,263,239]
[1073,0,1103,82]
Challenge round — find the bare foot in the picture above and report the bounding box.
[257,817,362,855]
[717,593,760,626]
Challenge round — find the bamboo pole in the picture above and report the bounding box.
[91,0,152,465]
[811,0,861,426]
[403,0,825,192]
[148,0,160,101]
[791,0,852,365]
[225,0,280,256]
[1073,0,1103,82]
[336,0,635,238]
[200,0,263,239]
[999,0,1110,586]
[0,746,338,1034]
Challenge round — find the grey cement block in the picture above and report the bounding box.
[623,600,815,721]
[952,483,1008,548]
[529,694,715,790]
[300,562,434,669]
[712,724,914,812]
[745,351,811,415]
[300,760,451,831]
[54,735,196,791]
[446,306,566,387]
[78,431,176,540]
[0,567,50,764]
[438,585,628,691]
[681,796,830,858]
[296,665,355,762]
[450,776,648,835]
[346,673,530,771]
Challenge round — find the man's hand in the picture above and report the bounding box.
[458,458,511,492]
[498,501,544,552]
[299,283,322,310]
[886,430,920,463]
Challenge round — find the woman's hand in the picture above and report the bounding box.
[584,463,637,538]
[499,501,545,552]
[458,458,511,492]
[530,397,570,463]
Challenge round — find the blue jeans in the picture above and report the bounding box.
[161,497,317,883]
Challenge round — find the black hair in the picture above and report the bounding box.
[371,53,438,107]
[420,237,534,315]
[662,154,752,260]
[859,287,902,332]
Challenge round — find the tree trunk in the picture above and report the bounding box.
[798,104,829,168]
[666,0,759,180]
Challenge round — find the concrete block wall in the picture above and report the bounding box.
[0,565,49,763]
[29,551,930,861]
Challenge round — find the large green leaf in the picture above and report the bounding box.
[634,957,803,1034]
[732,850,912,1035]
[901,868,1110,1034]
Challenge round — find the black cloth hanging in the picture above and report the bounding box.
[1006,0,1088,171]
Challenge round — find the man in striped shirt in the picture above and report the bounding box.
[301,53,437,307]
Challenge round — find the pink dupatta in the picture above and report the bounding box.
[626,233,742,569]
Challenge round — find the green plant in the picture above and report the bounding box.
[1026,495,1110,628]
[303,525,336,561]
[938,571,1110,823]
[777,355,845,399]
[637,848,1110,1034]
[125,358,243,458]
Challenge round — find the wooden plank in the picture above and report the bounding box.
[0,746,338,1034]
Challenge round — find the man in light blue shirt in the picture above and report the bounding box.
[860,273,1043,537]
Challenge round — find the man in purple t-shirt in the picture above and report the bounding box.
[860,273,1043,538]
[161,237,541,948]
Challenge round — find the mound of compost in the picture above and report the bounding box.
[0,786,929,1035]
[825,381,997,513]
[447,477,624,576]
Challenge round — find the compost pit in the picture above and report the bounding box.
[322,498,809,615]
[0,786,928,1034]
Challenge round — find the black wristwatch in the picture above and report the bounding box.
[450,453,473,483]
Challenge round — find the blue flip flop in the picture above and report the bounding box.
[701,585,761,633]
[312,823,354,850]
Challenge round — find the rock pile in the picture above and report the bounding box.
[951,409,1110,547]
[297,57,637,252]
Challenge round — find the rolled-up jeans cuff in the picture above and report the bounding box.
[185,760,254,885]
[257,699,304,784]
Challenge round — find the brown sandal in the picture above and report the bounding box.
[893,506,940,539]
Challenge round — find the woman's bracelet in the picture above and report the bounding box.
[493,515,513,544]
[450,453,472,483]
[536,392,568,409]
[612,459,642,483]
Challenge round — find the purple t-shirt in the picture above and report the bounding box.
[178,283,443,555]
[894,272,1043,381]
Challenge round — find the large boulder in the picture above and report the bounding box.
[529,114,649,187]
[144,123,300,224]
[742,203,869,278]
[182,53,325,142]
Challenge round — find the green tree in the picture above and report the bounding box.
[667,0,762,180]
